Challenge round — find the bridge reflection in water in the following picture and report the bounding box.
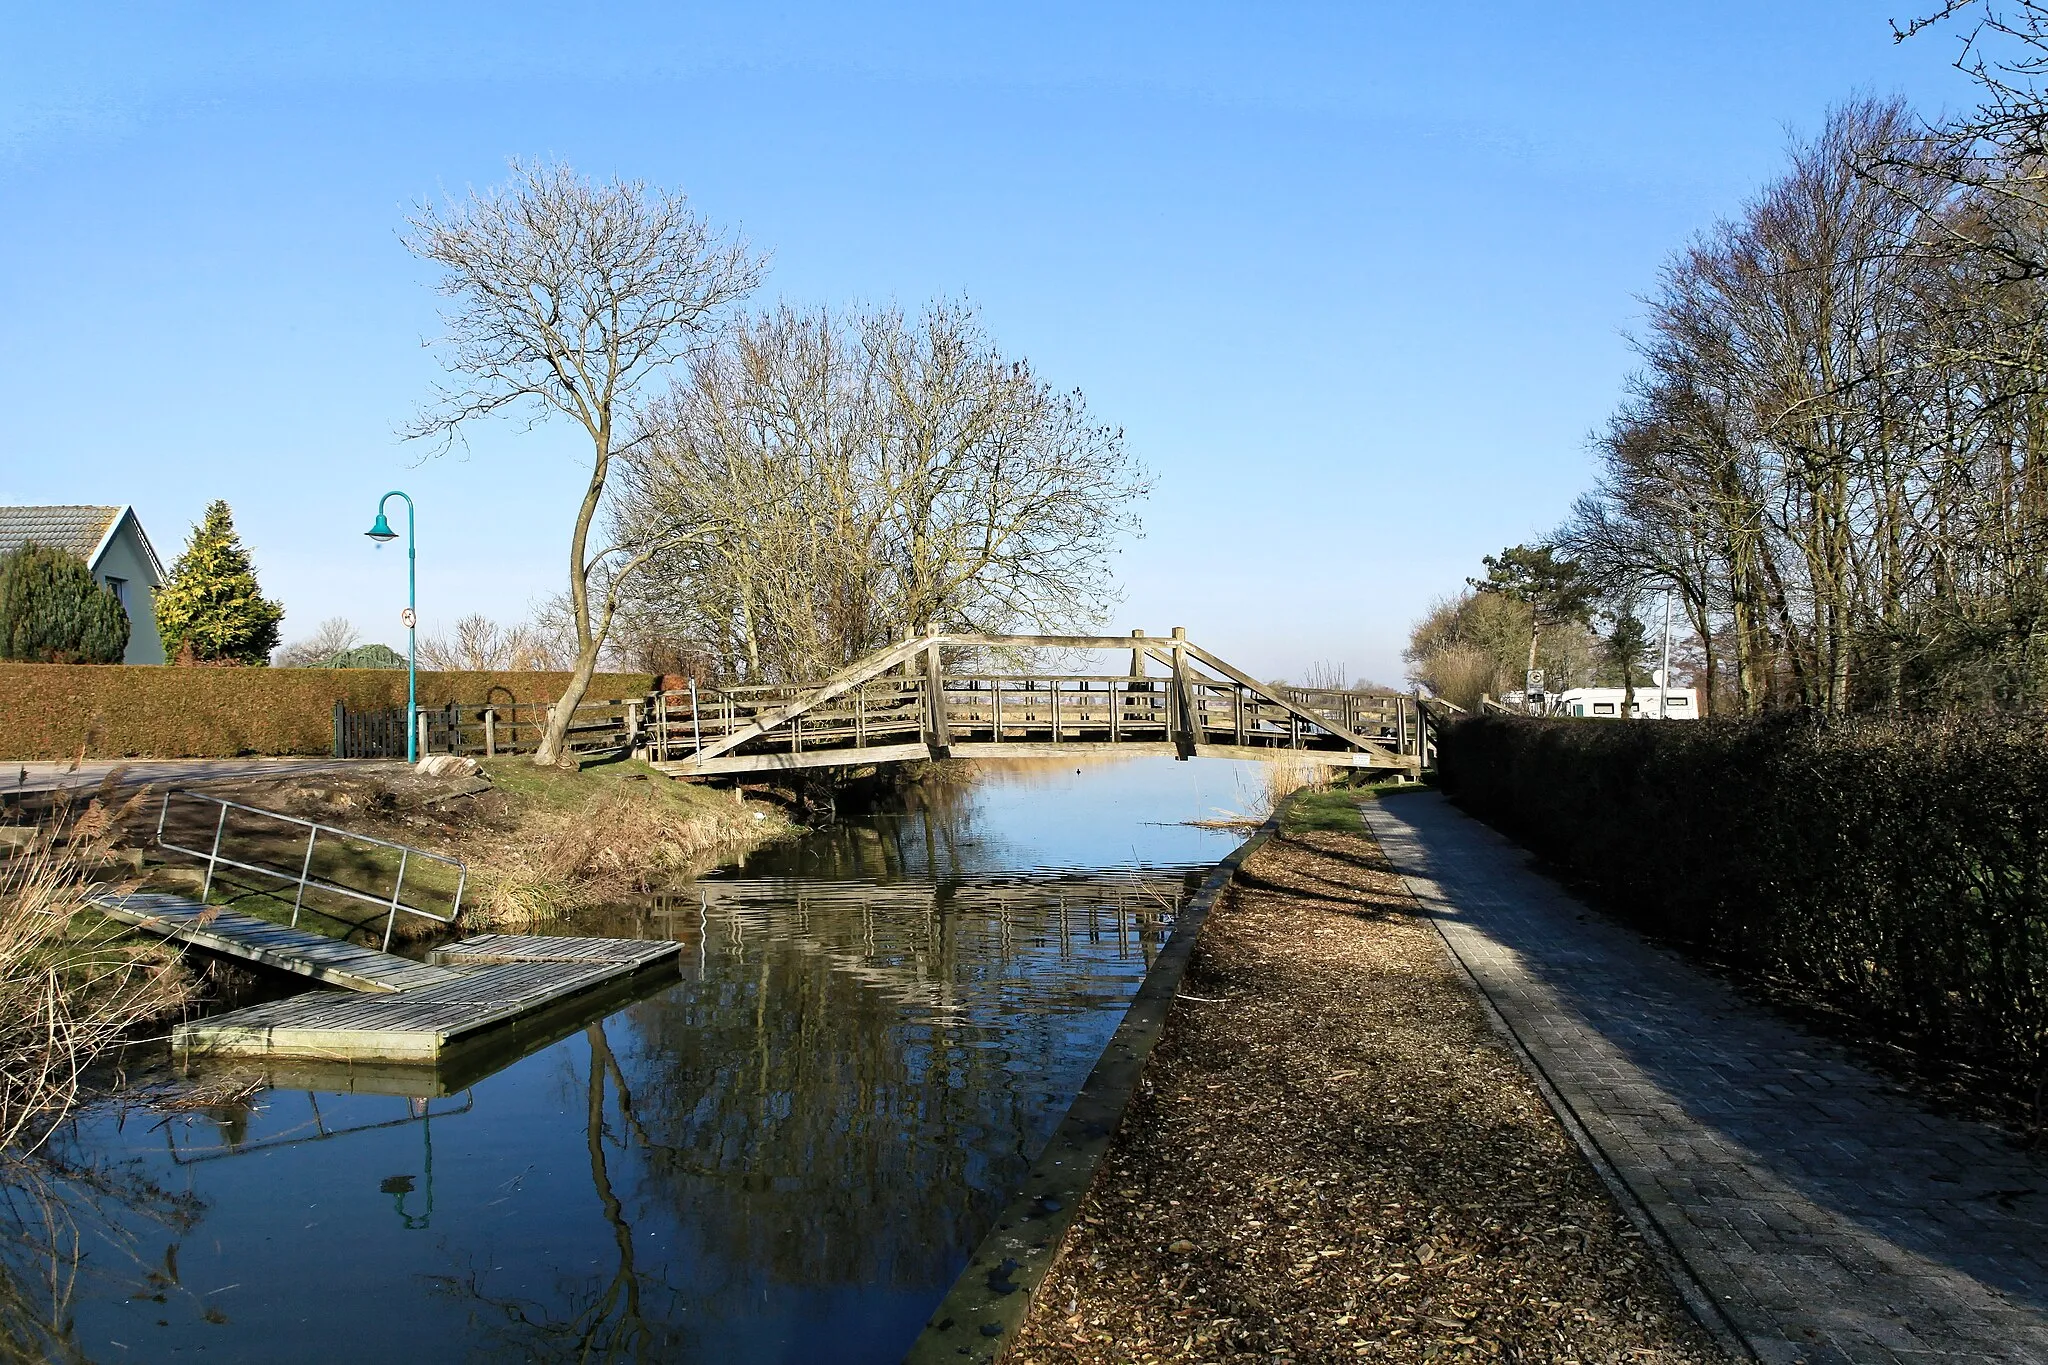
[648,628,1430,778]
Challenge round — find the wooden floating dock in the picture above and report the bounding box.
[180,964,677,1098]
[175,937,680,1063]
[92,892,459,993]
[92,893,682,1065]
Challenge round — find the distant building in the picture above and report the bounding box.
[0,505,167,664]
[1551,686,1698,720]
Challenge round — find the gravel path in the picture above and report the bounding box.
[1009,813,1721,1365]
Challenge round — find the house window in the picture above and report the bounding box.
[103,577,126,608]
[1593,702,1616,715]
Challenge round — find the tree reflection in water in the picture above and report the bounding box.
[0,1142,203,1364]
[446,864,1190,1360]
[10,759,1242,1362]
[443,1021,688,1363]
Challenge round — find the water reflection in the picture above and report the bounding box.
[443,1023,681,1363]
[13,758,1255,1363]
[0,1142,203,1363]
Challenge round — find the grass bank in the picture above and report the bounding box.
[120,757,793,940]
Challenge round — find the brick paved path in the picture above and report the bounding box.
[1360,792,2048,1365]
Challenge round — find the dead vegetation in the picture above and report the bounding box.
[1190,759,1334,832]
[1010,804,1719,1365]
[1,784,192,1155]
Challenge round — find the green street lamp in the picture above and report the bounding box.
[365,491,418,763]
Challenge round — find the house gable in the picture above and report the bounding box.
[0,504,167,664]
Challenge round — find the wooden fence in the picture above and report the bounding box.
[332,698,644,760]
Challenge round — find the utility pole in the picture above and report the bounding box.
[1658,591,1674,720]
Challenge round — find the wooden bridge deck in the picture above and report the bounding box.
[91,892,459,993]
[647,630,1430,778]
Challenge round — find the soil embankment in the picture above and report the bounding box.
[113,758,792,934]
[1010,793,1718,1364]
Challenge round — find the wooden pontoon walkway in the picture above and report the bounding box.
[647,628,1432,778]
[92,892,458,993]
[177,936,681,1063]
[93,891,682,1063]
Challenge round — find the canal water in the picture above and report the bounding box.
[7,757,1268,1363]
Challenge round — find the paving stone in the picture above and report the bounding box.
[1362,794,2048,1365]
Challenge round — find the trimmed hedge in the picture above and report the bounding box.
[1438,713,2048,1104]
[0,664,658,759]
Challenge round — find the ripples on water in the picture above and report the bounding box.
[3,757,1258,1363]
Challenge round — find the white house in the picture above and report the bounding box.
[1551,685,1699,720]
[0,505,167,664]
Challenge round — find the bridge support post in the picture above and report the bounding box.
[1170,627,1197,761]
[923,630,952,759]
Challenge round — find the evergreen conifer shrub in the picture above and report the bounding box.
[0,543,129,663]
[321,643,406,669]
[155,501,285,665]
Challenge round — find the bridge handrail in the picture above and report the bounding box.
[640,631,1422,771]
[154,788,465,952]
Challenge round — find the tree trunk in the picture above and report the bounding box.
[536,421,613,768]
[1525,625,1541,712]
[535,639,602,768]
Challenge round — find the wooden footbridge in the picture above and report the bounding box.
[646,629,1429,779]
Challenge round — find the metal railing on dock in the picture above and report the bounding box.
[155,789,466,951]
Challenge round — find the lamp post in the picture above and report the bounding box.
[365,492,418,763]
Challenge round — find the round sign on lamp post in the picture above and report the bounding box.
[366,492,419,763]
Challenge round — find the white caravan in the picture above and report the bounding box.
[1550,686,1699,720]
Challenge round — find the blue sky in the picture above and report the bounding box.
[0,4,1979,683]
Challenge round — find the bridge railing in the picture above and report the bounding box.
[1271,687,1426,754]
[646,673,1386,763]
[650,677,927,760]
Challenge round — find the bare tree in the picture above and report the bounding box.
[611,300,1149,683]
[419,613,513,670]
[403,159,763,765]
[273,616,358,667]
[1299,660,1348,691]
[1548,89,2048,716]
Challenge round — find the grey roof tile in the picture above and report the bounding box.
[0,505,124,565]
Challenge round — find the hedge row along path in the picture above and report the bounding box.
[1362,792,2048,1365]
[0,662,660,760]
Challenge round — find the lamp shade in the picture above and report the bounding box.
[365,512,397,542]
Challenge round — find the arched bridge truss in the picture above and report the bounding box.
[647,630,1427,779]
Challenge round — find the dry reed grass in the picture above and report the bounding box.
[469,784,776,928]
[1,782,191,1155]
[1190,758,1333,831]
